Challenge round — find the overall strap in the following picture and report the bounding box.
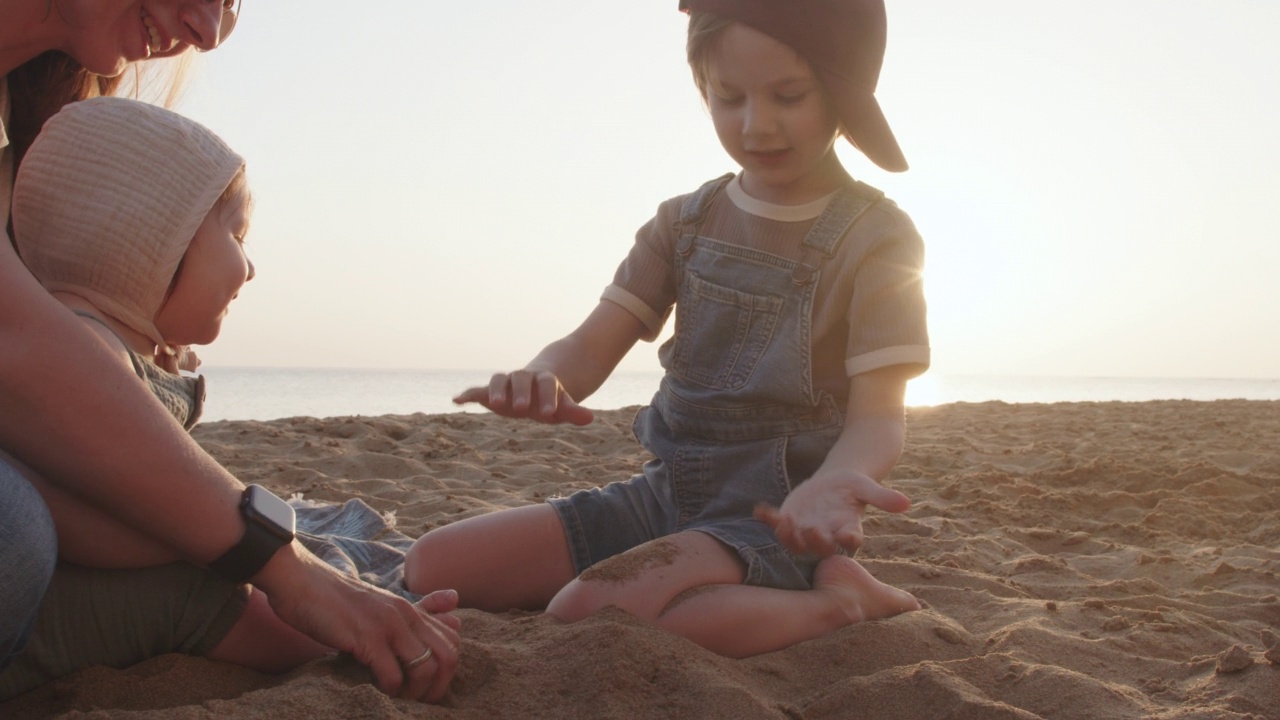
[72,310,147,381]
[791,180,885,285]
[678,173,735,226]
[675,173,735,255]
[801,180,884,256]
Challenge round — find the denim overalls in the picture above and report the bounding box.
[551,174,883,590]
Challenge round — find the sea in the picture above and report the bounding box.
[197,368,1280,423]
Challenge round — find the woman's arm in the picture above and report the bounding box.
[0,241,245,559]
[0,242,458,700]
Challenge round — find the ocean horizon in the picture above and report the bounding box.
[196,367,1280,423]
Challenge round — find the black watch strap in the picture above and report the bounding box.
[207,520,284,583]
[208,486,295,583]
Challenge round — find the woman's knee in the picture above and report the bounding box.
[0,456,59,663]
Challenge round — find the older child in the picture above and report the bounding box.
[406,0,928,658]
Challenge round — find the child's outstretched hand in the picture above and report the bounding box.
[454,370,594,426]
[755,470,910,557]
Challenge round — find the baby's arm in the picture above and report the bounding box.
[756,365,914,556]
[454,300,648,425]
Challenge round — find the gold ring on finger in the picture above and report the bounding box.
[404,647,434,668]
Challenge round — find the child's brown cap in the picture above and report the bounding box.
[680,0,908,172]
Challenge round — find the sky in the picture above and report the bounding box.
[171,1,1280,380]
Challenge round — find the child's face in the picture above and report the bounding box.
[153,187,254,347]
[706,23,844,205]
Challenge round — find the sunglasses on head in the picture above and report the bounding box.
[217,0,239,46]
[151,0,239,56]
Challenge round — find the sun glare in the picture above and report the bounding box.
[905,373,939,408]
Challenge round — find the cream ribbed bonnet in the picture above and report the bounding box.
[12,96,244,348]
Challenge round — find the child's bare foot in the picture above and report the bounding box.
[814,555,920,625]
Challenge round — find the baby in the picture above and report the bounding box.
[12,95,254,432]
[11,95,256,568]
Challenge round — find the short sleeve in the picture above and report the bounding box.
[600,195,684,341]
[844,209,930,377]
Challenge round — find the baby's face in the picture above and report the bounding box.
[153,189,254,347]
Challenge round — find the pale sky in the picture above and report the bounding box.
[173,1,1280,380]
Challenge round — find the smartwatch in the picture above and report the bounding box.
[207,484,296,583]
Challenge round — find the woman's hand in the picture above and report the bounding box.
[755,470,911,557]
[254,544,462,703]
[454,370,594,426]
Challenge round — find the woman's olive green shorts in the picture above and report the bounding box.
[0,561,249,701]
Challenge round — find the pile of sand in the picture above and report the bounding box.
[5,400,1277,719]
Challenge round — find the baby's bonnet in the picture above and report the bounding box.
[12,96,244,348]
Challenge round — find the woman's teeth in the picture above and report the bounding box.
[141,11,177,53]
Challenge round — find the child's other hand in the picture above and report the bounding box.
[755,471,910,557]
[155,345,200,374]
[453,370,594,426]
[175,346,201,372]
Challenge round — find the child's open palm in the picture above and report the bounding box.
[756,470,910,557]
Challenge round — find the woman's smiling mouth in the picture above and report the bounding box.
[141,8,177,54]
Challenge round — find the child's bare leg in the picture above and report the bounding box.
[404,503,575,611]
[547,531,918,658]
[658,554,920,657]
[206,589,330,673]
[547,531,743,622]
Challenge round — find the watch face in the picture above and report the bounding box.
[244,485,296,540]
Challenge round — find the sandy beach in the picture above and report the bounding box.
[4,400,1277,719]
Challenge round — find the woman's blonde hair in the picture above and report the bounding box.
[6,29,193,168]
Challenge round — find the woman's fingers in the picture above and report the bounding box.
[392,602,460,702]
[416,588,459,614]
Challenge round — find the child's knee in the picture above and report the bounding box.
[545,578,617,623]
[402,535,437,594]
[403,529,463,594]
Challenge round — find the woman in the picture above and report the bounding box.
[1,0,459,704]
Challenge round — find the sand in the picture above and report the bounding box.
[4,400,1278,719]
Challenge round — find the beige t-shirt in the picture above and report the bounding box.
[603,173,930,398]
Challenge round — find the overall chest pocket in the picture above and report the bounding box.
[670,272,784,392]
